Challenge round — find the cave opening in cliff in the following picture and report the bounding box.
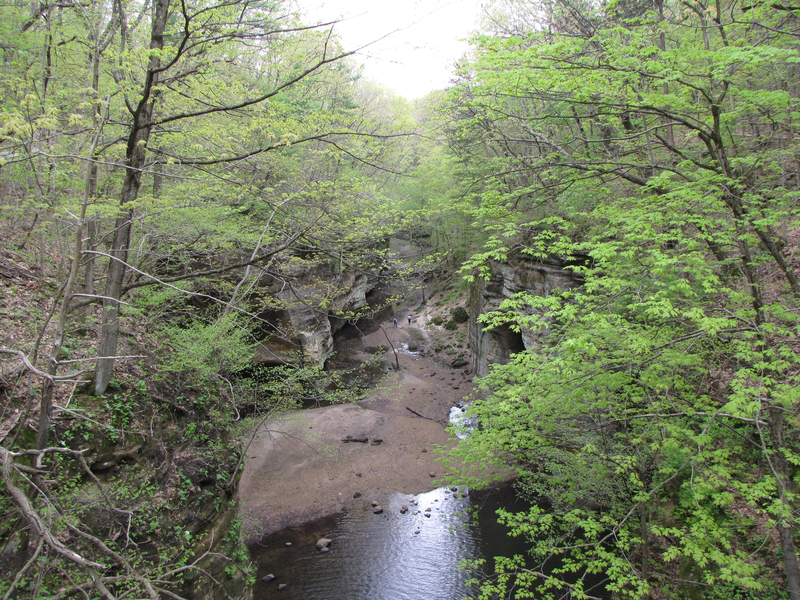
[493,323,526,362]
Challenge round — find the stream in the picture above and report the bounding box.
[242,246,609,599]
[250,485,531,600]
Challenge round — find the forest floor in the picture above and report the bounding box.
[239,246,477,542]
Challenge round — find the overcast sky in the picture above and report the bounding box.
[301,0,484,100]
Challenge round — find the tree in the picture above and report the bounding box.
[0,1,419,596]
[90,0,369,395]
[443,0,800,597]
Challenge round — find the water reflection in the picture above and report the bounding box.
[251,486,529,600]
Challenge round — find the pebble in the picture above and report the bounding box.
[262,574,275,582]
[285,542,292,547]
[373,506,384,514]
[429,471,436,478]
[371,500,379,506]
[400,505,408,514]
[278,584,287,591]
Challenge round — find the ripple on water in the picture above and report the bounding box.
[251,487,527,600]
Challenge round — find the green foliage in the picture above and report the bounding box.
[441,0,800,597]
[157,316,254,388]
[703,583,791,600]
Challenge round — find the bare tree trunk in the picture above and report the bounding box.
[379,324,400,371]
[37,129,103,448]
[94,0,169,395]
[769,407,800,600]
[83,218,97,303]
[94,208,133,395]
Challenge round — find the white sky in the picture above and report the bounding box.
[301,0,485,100]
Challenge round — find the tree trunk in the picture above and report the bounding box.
[37,130,102,447]
[769,407,800,600]
[94,0,169,395]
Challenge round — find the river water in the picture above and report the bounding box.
[250,485,531,600]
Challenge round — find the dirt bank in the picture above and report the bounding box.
[239,303,475,542]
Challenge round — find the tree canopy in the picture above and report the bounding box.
[442,0,800,598]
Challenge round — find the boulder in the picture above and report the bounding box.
[451,306,469,323]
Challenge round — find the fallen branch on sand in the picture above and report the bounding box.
[406,407,438,422]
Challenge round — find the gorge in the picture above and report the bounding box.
[2,0,800,598]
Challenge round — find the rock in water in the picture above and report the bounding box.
[316,538,332,549]
[373,505,384,514]
[262,574,275,582]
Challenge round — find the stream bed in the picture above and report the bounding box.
[250,485,530,600]
[247,281,532,599]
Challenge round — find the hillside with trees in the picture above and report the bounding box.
[0,0,423,596]
[441,0,800,598]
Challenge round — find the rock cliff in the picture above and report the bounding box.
[253,259,382,367]
[469,255,582,377]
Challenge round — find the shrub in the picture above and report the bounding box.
[451,306,469,324]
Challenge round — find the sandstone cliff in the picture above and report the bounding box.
[253,259,383,367]
[469,255,583,377]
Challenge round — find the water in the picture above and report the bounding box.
[250,485,531,600]
[448,405,476,440]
